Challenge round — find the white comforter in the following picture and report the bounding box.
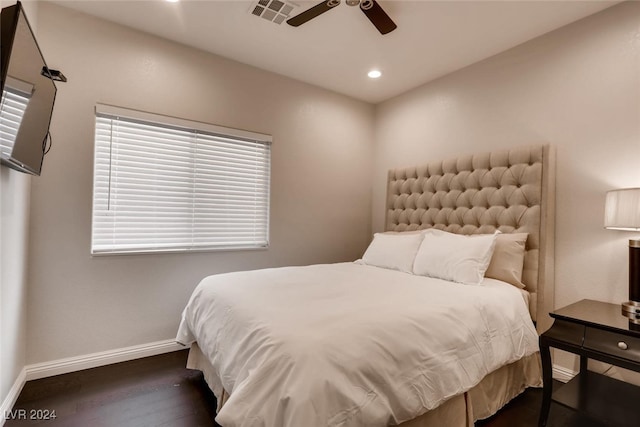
[176,262,538,427]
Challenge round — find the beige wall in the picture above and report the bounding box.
[0,0,36,410]
[25,2,374,364]
[373,3,640,371]
[7,0,638,379]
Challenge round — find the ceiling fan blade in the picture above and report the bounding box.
[360,0,397,35]
[287,0,340,27]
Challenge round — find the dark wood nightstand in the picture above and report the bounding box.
[538,299,640,427]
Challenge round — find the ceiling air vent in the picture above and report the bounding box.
[250,0,297,25]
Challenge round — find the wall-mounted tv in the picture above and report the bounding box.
[0,1,57,176]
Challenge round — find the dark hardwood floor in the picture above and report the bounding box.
[5,350,604,427]
[5,351,218,427]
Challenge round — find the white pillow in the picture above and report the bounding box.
[412,229,498,284]
[361,232,425,273]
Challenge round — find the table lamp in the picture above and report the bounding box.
[604,188,640,322]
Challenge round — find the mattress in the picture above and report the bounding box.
[177,262,539,427]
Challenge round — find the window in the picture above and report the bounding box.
[0,87,29,158]
[91,104,271,255]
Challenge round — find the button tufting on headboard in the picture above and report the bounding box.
[385,145,556,333]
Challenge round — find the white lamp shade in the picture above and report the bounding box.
[604,188,640,231]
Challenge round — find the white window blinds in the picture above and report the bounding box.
[91,105,271,255]
[0,89,29,158]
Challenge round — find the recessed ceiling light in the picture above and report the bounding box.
[368,70,382,79]
[166,0,180,3]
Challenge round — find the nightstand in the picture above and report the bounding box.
[538,299,640,427]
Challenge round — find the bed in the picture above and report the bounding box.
[176,144,556,427]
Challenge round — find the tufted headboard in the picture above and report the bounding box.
[385,145,555,333]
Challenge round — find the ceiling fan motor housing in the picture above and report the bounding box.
[360,0,374,10]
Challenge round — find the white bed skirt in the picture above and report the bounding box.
[186,343,542,427]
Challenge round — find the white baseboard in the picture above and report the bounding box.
[552,364,577,383]
[0,368,26,427]
[25,339,185,382]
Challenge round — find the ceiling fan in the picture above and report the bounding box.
[287,0,397,35]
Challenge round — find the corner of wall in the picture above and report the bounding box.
[0,0,38,414]
[0,168,31,418]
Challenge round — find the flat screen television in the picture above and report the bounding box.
[0,1,56,176]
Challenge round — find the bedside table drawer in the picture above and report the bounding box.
[583,327,640,363]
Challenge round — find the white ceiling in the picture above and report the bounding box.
[49,0,619,103]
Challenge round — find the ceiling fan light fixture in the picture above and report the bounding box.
[360,0,373,10]
[368,70,382,79]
